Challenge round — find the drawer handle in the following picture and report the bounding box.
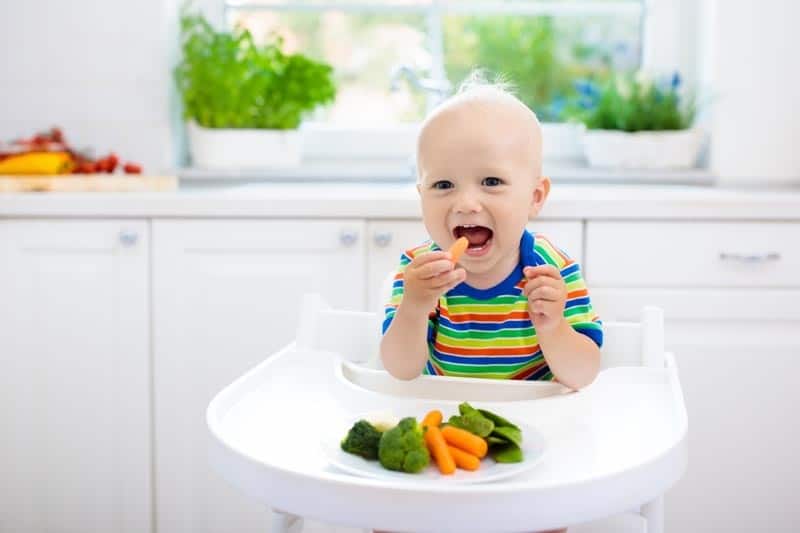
[118,229,139,247]
[339,230,359,247]
[373,231,393,248]
[719,252,781,264]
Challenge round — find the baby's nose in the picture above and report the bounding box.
[454,191,482,213]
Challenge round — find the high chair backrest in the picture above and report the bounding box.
[295,293,382,363]
[599,306,665,369]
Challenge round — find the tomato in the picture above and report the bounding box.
[123,162,142,174]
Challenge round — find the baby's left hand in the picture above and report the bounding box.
[523,265,567,333]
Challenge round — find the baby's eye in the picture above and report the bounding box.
[482,177,504,186]
[431,180,454,190]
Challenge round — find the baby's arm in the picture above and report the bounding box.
[381,251,465,380]
[523,264,601,390]
[535,319,601,390]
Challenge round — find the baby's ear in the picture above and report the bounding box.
[529,175,551,217]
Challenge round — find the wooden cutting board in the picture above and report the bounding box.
[0,174,178,192]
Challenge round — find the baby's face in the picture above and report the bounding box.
[416,94,547,278]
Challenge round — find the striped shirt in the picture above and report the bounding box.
[382,230,602,381]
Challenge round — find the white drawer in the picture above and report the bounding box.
[586,221,800,288]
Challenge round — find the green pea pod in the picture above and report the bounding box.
[478,408,521,431]
[492,442,524,463]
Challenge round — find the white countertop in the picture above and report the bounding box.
[1,182,800,219]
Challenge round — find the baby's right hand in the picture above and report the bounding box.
[402,251,466,311]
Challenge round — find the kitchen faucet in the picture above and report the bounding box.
[389,64,452,112]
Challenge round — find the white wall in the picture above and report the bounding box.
[705,0,800,184]
[0,0,177,173]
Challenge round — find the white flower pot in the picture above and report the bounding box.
[187,121,302,169]
[541,122,582,161]
[580,128,706,169]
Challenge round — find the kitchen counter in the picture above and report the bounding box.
[1,182,800,219]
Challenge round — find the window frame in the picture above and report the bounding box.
[208,0,690,168]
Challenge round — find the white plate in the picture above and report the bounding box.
[321,414,547,485]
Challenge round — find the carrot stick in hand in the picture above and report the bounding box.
[425,425,456,475]
[448,237,469,263]
[448,445,481,471]
[441,425,488,458]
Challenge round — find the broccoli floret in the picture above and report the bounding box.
[341,420,383,460]
[378,417,430,473]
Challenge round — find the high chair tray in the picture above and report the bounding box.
[207,343,687,533]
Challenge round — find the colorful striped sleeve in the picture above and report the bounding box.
[533,234,603,347]
[382,244,438,346]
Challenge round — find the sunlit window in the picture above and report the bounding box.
[226,1,643,124]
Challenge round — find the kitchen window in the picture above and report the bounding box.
[219,0,687,165]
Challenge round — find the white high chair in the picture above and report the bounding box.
[208,286,686,533]
[290,293,669,533]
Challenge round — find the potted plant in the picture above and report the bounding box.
[174,10,336,168]
[566,72,704,169]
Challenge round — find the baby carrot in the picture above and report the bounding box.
[448,236,469,263]
[425,425,456,475]
[422,410,443,428]
[448,445,481,471]
[441,425,488,459]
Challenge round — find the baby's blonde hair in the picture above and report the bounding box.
[416,69,543,183]
[454,68,518,100]
[425,68,539,125]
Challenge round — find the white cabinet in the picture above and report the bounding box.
[663,324,800,532]
[4,213,797,533]
[366,220,584,313]
[152,220,366,533]
[0,220,151,533]
[585,221,800,533]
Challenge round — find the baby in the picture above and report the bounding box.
[378,76,602,533]
[380,79,602,392]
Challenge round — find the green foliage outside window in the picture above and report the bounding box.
[444,16,621,122]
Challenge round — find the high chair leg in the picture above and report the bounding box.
[641,496,664,533]
[269,508,304,533]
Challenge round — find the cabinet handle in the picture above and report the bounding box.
[718,252,781,263]
[339,230,359,247]
[118,229,139,247]
[373,231,393,248]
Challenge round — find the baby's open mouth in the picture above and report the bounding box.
[453,224,493,251]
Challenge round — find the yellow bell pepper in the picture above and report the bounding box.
[0,152,74,175]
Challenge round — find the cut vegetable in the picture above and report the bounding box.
[478,408,521,431]
[424,425,456,475]
[491,442,524,463]
[448,445,481,471]
[448,236,469,263]
[422,410,443,428]
[492,425,523,448]
[441,425,488,458]
[364,411,399,432]
[447,412,494,437]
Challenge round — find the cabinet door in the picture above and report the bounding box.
[586,219,800,532]
[366,220,583,312]
[152,220,365,533]
[0,220,151,533]
[665,323,800,533]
